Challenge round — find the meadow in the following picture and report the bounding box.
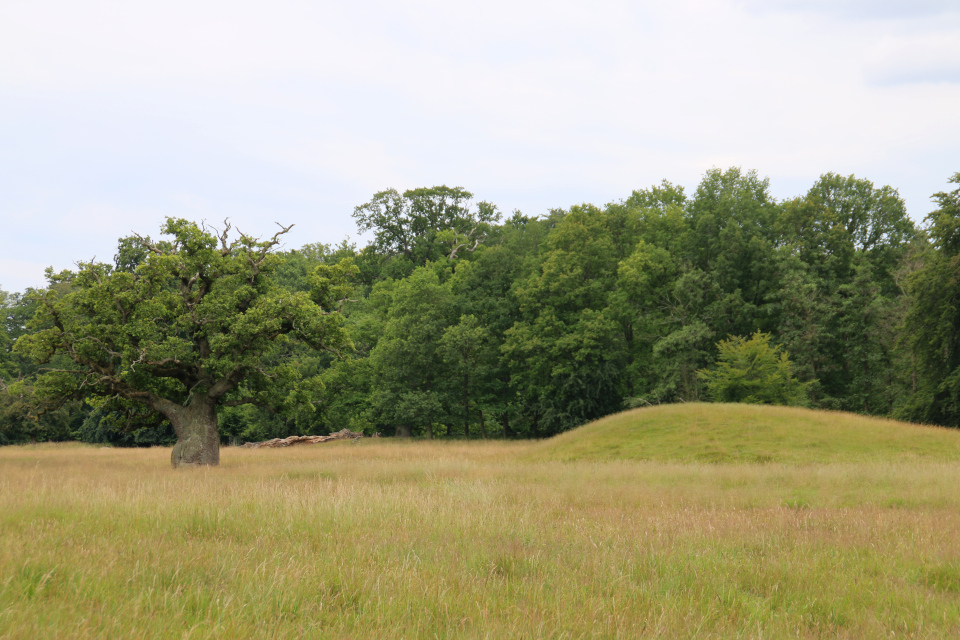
[3,404,960,638]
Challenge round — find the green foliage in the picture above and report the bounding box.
[806,172,914,255]
[901,173,960,426]
[686,167,779,328]
[314,356,376,434]
[366,266,457,437]
[74,404,175,446]
[504,204,626,434]
[0,380,76,444]
[1,288,41,381]
[441,314,493,438]
[0,288,13,383]
[6,168,951,446]
[352,186,501,268]
[699,332,810,406]
[13,219,355,454]
[927,173,960,255]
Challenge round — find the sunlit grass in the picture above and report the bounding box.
[3,408,960,638]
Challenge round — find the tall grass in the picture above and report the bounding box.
[2,432,960,638]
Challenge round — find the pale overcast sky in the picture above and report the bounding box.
[1,0,958,291]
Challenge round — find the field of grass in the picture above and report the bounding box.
[3,405,960,638]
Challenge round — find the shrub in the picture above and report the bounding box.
[699,332,811,406]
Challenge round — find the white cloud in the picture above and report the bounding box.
[1,0,958,290]
[864,30,960,85]
[742,0,959,21]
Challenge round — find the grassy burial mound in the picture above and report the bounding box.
[534,403,960,464]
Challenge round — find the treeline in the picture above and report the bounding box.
[2,168,959,444]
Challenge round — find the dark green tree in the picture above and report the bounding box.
[806,172,914,256]
[0,288,14,383]
[685,167,780,334]
[367,266,456,438]
[352,186,501,269]
[646,268,718,402]
[441,314,492,438]
[901,173,960,425]
[0,379,75,444]
[609,240,678,399]
[764,257,832,404]
[503,205,625,434]
[444,214,550,437]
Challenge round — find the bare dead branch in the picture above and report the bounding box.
[133,232,166,255]
[221,224,235,255]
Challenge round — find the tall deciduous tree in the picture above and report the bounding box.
[902,173,960,425]
[441,314,491,438]
[352,186,501,269]
[503,205,625,434]
[15,219,355,466]
[806,173,914,255]
[367,266,456,438]
[686,167,780,323]
[0,288,13,383]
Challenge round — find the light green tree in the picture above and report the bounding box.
[699,332,810,406]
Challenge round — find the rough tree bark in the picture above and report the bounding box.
[156,395,220,467]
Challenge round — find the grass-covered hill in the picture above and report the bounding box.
[533,403,960,464]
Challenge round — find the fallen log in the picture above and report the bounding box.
[242,428,364,449]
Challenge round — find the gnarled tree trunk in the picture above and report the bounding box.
[157,395,220,467]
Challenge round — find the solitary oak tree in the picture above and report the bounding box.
[15,219,355,467]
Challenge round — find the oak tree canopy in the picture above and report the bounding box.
[15,218,355,466]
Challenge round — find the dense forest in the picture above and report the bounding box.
[2,167,959,446]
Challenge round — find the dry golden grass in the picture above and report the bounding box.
[3,428,960,638]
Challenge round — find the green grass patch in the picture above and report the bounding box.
[533,403,960,464]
